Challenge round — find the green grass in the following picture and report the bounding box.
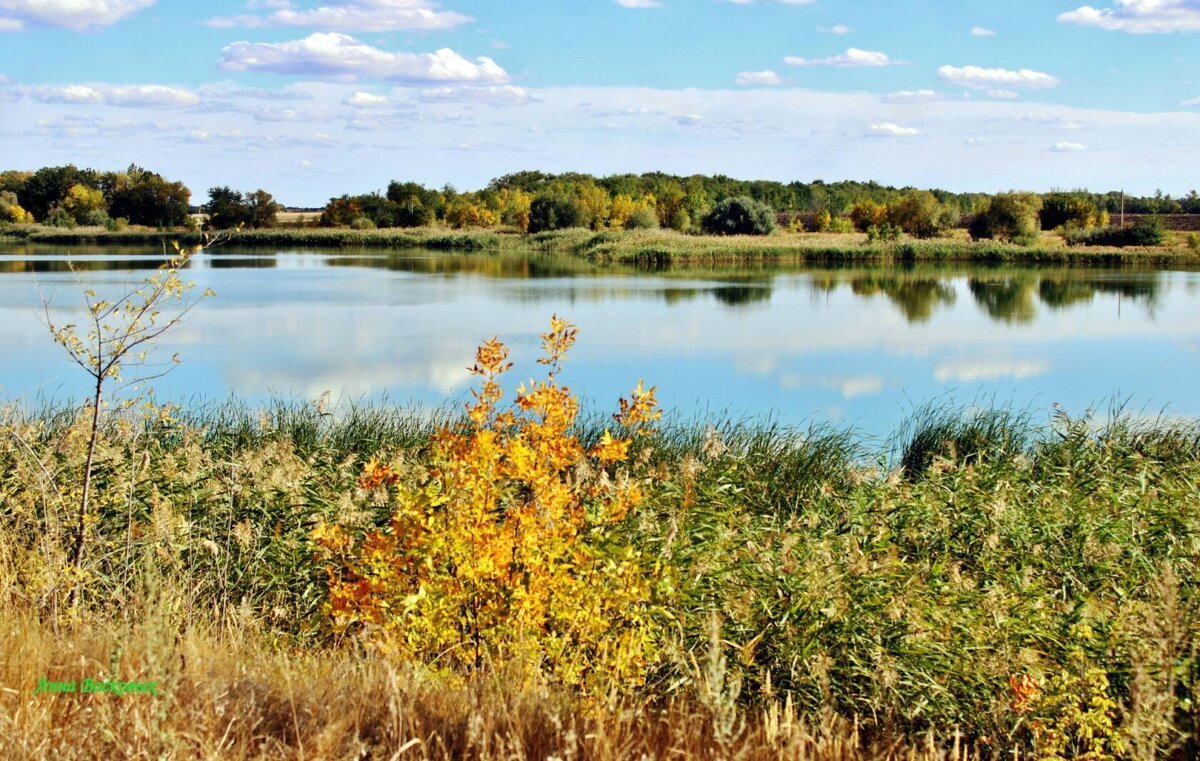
[2,398,1198,753]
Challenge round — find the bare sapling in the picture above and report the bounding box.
[44,237,217,605]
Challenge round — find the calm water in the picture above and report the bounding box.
[2,244,1199,437]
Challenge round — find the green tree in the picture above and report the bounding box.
[1040,192,1100,230]
[106,166,191,227]
[528,193,587,233]
[702,196,776,236]
[887,191,955,239]
[970,192,1043,242]
[245,189,281,229]
[204,186,248,230]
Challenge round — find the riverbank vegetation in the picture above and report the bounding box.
[5,224,1200,267]
[5,165,1200,248]
[2,311,1199,757]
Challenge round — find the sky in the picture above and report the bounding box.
[1,0,1199,206]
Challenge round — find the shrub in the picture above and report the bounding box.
[104,216,129,232]
[314,317,662,693]
[827,216,854,234]
[1188,232,1200,251]
[850,200,889,232]
[970,192,1042,242]
[625,204,660,230]
[866,222,902,242]
[702,196,776,236]
[528,193,587,233]
[668,207,691,233]
[80,209,111,227]
[1064,218,1166,247]
[349,216,376,230]
[887,191,956,239]
[809,209,832,233]
[44,206,78,229]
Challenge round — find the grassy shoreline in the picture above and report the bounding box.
[4,224,1199,266]
[2,398,1198,757]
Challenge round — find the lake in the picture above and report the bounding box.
[2,244,1199,438]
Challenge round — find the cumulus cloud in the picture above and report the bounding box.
[615,0,662,7]
[1058,0,1200,33]
[970,26,997,36]
[868,122,920,137]
[0,89,19,103]
[219,33,510,84]
[735,70,784,86]
[1049,141,1087,151]
[1184,96,1200,106]
[938,65,1060,89]
[343,91,390,108]
[206,0,472,32]
[785,48,898,67]
[818,24,852,34]
[0,0,154,31]
[31,84,199,108]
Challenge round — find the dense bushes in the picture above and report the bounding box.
[1064,217,1167,247]
[701,196,776,235]
[528,193,588,232]
[970,192,1043,242]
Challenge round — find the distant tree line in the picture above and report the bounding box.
[3,166,1198,243]
[0,165,192,229]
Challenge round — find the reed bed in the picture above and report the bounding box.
[5,225,1198,266]
[2,399,1198,757]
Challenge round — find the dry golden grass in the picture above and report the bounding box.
[0,608,987,761]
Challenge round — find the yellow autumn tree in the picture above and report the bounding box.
[445,201,500,229]
[608,194,636,229]
[495,188,533,231]
[315,316,662,693]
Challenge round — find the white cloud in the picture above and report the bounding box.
[970,26,997,36]
[674,113,703,126]
[987,89,1020,99]
[0,89,19,103]
[206,0,472,32]
[219,33,510,84]
[343,91,389,108]
[784,48,898,67]
[418,85,532,105]
[0,0,154,31]
[881,89,940,103]
[1183,96,1200,106]
[1058,0,1200,33]
[31,84,199,108]
[615,0,662,7]
[937,65,1060,89]
[868,122,920,137]
[819,24,852,34]
[735,70,784,86]
[0,74,8,85]
[1049,141,1087,151]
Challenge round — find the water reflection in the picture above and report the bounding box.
[2,243,1197,436]
[0,246,1173,325]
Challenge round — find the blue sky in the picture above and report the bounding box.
[2,0,1199,205]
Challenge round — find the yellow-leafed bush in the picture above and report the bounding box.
[315,316,662,694]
